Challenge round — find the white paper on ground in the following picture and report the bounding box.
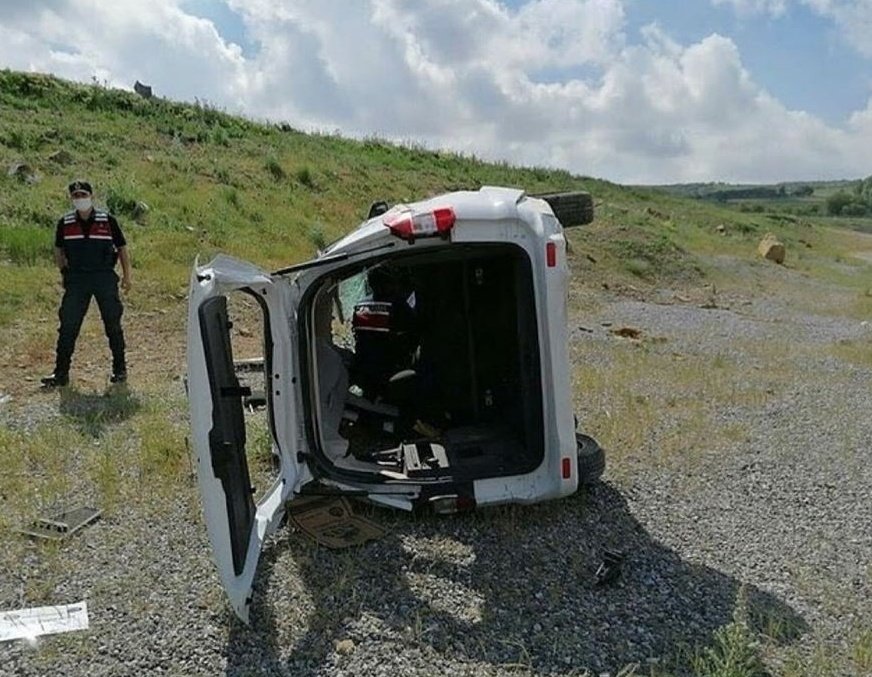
[0,602,89,642]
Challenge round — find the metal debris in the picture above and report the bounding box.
[595,549,624,587]
[17,506,101,541]
[1,602,89,642]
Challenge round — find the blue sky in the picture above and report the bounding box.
[1,0,871,183]
[623,0,869,125]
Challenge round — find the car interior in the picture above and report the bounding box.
[306,243,546,482]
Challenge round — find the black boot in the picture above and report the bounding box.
[41,372,69,388]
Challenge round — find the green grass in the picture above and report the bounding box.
[4,68,870,334]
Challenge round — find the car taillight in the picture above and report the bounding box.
[546,241,557,267]
[430,494,476,515]
[562,457,572,479]
[384,207,455,242]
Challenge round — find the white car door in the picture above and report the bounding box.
[186,255,304,623]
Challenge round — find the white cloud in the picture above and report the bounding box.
[0,0,246,104]
[804,0,872,58]
[1,0,871,183]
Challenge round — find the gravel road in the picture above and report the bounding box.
[1,283,870,675]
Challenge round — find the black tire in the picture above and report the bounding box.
[539,191,594,227]
[576,432,605,485]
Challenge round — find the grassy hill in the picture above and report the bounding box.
[3,70,871,331]
[3,67,872,386]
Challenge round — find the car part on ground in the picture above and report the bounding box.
[594,548,624,587]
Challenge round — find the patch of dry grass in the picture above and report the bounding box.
[570,339,779,473]
[830,336,872,368]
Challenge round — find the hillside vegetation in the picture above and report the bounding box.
[3,71,871,339]
[651,177,872,223]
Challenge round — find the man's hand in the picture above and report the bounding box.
[121,276,132,293]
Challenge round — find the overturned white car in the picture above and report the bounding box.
[186,186,604,621]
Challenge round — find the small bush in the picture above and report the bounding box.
[306,222,327,251]
[106,178,139,217]
[265,154,285,181]
[214,165,232,185]
[295,165,315,188]
[842,202,868,217]
[222,186,241,209]
[210,126,230,146]
[625,258,651,277]
[3,128,29,150]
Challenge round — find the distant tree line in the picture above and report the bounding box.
[827,176,872,217]
[702,184,814,202]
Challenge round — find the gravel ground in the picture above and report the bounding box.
[2,285,871,675]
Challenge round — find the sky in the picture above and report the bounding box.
[1,0,871,184]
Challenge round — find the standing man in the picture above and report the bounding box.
[41,180,131,387]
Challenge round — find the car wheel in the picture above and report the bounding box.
[576,432,605,485]
[538,191,594,227]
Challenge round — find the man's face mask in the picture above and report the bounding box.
[72,196,92,212]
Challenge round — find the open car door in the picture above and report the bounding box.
[187,255,305,623]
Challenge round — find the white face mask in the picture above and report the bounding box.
[73,197,93,212]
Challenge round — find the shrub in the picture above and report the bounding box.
[265,154,285,181]
[222,186,241,209]
[842,202,868,217]
[210,126,230,146]
[106,178,139,217]
[295,165,315,188]
[305,222,327,251]
[826,191,853,216]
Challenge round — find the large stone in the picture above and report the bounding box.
[758,233,785,264]
[7,162,39,184]
[132,201,150,220]
[334,639,355,655]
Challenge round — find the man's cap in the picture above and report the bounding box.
[68,180,93,195]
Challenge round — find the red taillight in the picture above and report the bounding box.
[546,241,557,267]
[384,206,456,242]
[561,457,572,479]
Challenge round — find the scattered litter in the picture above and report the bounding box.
[1,602,89,642]
[288,496,384,549]
[0,393,10,407]
[595,549,624,587]
[610,327,641,340]
[18,506,101,541]
[577,326,594,333]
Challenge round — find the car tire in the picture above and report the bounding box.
[539,191,594,227]
[576,432,605,485]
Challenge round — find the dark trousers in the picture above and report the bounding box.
[54,270,126,376]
